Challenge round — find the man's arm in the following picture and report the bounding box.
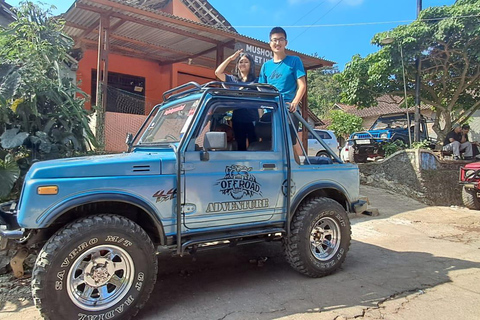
[289,76,306,112]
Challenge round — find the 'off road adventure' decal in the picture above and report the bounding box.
[206,199,269,213]
[152,188,176,203]
[216,165,262,200]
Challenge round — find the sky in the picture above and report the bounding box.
[6,0,456,69]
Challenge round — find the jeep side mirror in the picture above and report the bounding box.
[126,133,133,145]
[204,132,227,150]
[201,132,227,161]
[125,133,134,152]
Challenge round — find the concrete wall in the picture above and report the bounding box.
[359,149,464,206]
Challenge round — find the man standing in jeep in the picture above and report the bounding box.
[443,123,473,160]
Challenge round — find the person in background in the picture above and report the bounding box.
[443,124,473,160]
[215,49,256,84]
[215,49,258,150]
[461,124,480,158]
[259,26,306,162]
[259,26,306,113]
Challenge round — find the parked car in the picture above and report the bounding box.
[0,81,366,320]
[307,129,339,157]
[348,113,432,163]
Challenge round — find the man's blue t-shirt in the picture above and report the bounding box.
[258,55,306,102]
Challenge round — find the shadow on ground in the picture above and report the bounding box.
[137,240,480,320]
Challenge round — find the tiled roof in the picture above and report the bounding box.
[63,0,334,71]
[0,0,16,26]
[336,95,431,118]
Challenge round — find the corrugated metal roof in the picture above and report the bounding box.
[63,0,334,70]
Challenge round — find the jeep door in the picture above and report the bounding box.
[182,99,285,230]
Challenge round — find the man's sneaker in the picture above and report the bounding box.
[453,155,461,160]
[463,156,473,160]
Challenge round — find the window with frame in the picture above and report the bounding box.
[190,100,275,152]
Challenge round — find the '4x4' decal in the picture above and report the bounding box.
[152,188,176,203]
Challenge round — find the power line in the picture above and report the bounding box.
[233,14,480,29]
[291,0,328,26]
[291,0,345,41]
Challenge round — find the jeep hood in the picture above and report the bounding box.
[27,152,176,179]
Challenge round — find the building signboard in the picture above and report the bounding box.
[235,42,273,65]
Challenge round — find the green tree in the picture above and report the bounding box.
[335,0,480,143]
[327,110,363,140]
[307,66,342,118]
[0,1,96,198]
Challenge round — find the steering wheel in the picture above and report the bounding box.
[164,134,178,141]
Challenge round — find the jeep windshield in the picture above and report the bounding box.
[370,115,412,130]
[138,99,199,146]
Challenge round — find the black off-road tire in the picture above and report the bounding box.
[316,151,329,158]
[462,186,480,210]
[32,215,158,320]
[283,197,351,277]
[353,154,367,163]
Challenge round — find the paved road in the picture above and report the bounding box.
[1,185,480,319]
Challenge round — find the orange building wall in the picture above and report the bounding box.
[77,50,170,113]
[75,1,218,152]
[162,0,201,22]
[172,63,215,87]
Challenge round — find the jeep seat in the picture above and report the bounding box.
[248,121,272,151]
[307,156,333,165]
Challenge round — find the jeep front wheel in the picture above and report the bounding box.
[462,186,480,210]
[32,215,158,320]
[283,197,351,277]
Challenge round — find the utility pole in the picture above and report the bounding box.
[414,0,422,142]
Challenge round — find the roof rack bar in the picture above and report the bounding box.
[202,81,279,92]
[163,81,202,101]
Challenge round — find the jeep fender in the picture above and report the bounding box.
[36,192,166,245]
[290,182,351,221]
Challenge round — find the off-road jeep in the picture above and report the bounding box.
[0,82,366,319]
[349,113,430,163]
[459,161,480,210]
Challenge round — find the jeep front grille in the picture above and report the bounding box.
[356,133,381,139]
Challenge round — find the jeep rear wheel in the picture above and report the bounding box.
[283,197,351,277]
[316,151,329,158]
[462,186,480,210]
[32,215,158,320]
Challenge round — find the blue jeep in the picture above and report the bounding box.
[349,113,429,163]
[0,82,366,319]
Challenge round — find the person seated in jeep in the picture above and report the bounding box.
[443,123,473,160]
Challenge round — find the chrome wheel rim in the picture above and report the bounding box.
[66,245,135,311]
[310,217,341,261]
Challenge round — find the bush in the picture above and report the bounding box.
[0,2,97,199]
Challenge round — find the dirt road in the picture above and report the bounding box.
[1,185,479,319]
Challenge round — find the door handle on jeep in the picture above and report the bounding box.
[262,163,276,170]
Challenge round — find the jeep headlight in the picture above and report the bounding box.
[353,135,358,139]
[380,133,388,139]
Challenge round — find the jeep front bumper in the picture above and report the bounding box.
[0,201,25,250]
